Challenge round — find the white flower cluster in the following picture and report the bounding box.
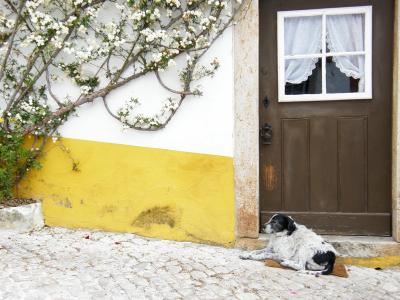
[131,8,161,22]
[23,1,71,48]
[76,48,93,62]
[20,97,47,115]
[117,96,163,129]
[118,95,182,130]
[166,0,181,8]
[120,114,162,129]
[207,0,228,8]
[130,10,146,23]
[152,52,163,63]
[73,0,92,7]
[25,0,43,11]
[101,22,126,48]
[7,95,53,133]
[183,9,203,21]
[63,39,103,61]
[200,15,217,30]
[0,15,15,29]
[80,85,92,95]
[85,7,98,19]
[141,28,167,43]
[24,33,46,47]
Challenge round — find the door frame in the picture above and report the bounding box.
[233,0,400,242]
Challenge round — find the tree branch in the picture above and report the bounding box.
[155,70,196,96]
[0,0,27,82]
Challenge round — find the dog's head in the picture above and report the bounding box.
[262,214,297,236]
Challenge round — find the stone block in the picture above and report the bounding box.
[0,203,44,232]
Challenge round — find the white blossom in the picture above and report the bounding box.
[166,0,181,8]
[0,0,238,136]
[80,85,91,94]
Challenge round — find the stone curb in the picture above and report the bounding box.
[337,256,400,269]
[0,203,44,232]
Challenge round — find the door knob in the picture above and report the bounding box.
[260,123,273,145]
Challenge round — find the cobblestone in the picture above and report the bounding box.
[0,227,399,299]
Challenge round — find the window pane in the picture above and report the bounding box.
[285,58,322,95]
[284,16,322,55]
[326,14,365,53]
[326,55,365,93]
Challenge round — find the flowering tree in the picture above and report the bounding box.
[0,0,243,200]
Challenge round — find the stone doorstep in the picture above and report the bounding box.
[0,202,44,232]
[235,234,400,262]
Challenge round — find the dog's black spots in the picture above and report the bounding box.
[312,251,336,275]
[312,251,333,264]
[287,217,296,236]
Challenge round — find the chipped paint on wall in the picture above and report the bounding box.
[265,164,277,191]
[132,206,178,229]
[19,137,235,246]
[55,198,72,208]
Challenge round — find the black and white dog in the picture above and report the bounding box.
[240,214,337,275]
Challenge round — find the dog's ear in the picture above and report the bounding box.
[287,216,296,236]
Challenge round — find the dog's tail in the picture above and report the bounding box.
[322,251,336,275]
[313,251,336,275]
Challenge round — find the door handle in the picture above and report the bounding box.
[260,123,273,145]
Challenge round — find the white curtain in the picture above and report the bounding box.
[284,14,365,91]
[326,14,365,91]
[284,16,322,84]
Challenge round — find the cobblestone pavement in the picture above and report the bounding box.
[0,228,399,300]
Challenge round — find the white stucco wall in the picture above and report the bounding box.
[59,29,234,157]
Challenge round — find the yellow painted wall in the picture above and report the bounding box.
[19,138,235,246]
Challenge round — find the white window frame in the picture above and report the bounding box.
[277,6,373,102]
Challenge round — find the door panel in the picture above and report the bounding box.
[309,117,338,212]
[259,0,393,235]
[282,118,310,211]
[338,117,368,212]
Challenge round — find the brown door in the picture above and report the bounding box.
[260,0,393,235]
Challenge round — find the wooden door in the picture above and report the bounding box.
[259,0,393,235]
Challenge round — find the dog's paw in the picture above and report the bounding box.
[239,253,251,260]
[280,259,291,267]
[298,270,320,276]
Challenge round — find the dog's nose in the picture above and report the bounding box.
[262,224,267,233]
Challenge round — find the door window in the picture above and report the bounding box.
[277,6,372,102]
